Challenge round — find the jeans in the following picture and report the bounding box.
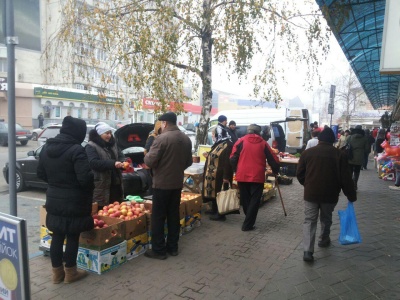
[50,232,80,268]
[151,188,181,254]
[303,201,337,252]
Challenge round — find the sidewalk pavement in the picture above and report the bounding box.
[29,164,400,300]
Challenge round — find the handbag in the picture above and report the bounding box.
[216,185,240,215]
[341,137,353,160]
[338,202,362,245]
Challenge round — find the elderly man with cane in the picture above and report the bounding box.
[230,124,280,231]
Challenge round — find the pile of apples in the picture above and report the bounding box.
[181,193,200,201]
[97,201,149,221]
[92,215,109,229]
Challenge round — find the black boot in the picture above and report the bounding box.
[205,200,218,215]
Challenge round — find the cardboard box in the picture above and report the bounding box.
[126,233,148,260]
[39,226,66,251]
[181,193,203,216]
[143,200,185,230]
[79,216,125,251]
[124,214,147,240]
[77,240,127,275]
[40,203,98,227]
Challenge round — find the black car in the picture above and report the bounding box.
[0,121,32,146]
[3,123,154,194]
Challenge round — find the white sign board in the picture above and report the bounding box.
[380,0,400,74]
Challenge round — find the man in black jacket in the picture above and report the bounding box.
[37,116,94,283]
[297,127,357,262]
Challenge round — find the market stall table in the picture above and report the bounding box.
[279,157,300,176]
[183,163,204,194]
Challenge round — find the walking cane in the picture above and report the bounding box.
[275,176,287,217]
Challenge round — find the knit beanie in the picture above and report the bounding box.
[60,116,87,143]
[318,127,335,143]
[218,115,227,123]
[247,124,261,135]
[95,122,113,136]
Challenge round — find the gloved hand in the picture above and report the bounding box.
[348,198,357,203]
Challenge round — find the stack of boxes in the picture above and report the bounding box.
[39,194,203,275]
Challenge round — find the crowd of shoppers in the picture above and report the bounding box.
[39,114,396,280]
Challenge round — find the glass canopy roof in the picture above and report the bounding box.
[315,0,400,110]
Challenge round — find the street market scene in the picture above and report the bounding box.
[1,0,400,299]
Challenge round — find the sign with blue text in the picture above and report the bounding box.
[0,213,30,299]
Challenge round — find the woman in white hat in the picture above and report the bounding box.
[85,122,125,208]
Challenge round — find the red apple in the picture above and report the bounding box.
[113,201,119,206]
[97,220,105,228]
[103,224,108,228]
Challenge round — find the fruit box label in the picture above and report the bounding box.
[184,212,202,233]
[126,233,148,260]
[39,226,66,250]
[77,240,127,275]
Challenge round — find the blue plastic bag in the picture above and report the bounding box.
[338,202,362,245]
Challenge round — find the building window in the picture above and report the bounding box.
[88,108,93,119]
[55,107,61,118]
[105,109,110,120]
[114,110,118,120]
[43,101,52,118]
[96,109,101,119]
[0,58,7,72]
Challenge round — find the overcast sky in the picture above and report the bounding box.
[212,35,350,106]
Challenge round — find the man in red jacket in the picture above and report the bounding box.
[297,127,357,262]
[230,124,280,231]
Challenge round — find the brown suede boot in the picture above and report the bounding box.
[64,266,88,284]
[52,266,65,284]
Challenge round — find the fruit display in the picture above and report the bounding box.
[92,216,109,229]
[97,201,150,221]
[181,193,201,201]
[263,182,274,190]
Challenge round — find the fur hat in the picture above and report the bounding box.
[158,112,177,124]
[95,122,113,136]
[318,127,335,143]
[60,116,87,143]
[218,115,227,123]
[247,124,261,135]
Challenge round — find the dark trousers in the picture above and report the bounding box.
[363,153,370,169]
[348,164,361,184]
[151,188,181,254]
[50,231,80,268]
[238,182,263,230]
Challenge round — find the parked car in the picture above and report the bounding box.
[31,123,59,141]
[37,124,62,146]
[0,121,32,146]
[178,125,196,153]
[114,123,154,196]
[4,123,154,195]
[182,123,196,132]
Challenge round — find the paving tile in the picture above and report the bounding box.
[27,169,400,299]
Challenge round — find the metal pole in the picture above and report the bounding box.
[330,113,333,127]
[5,0,18,216]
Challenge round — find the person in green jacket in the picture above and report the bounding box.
[347,125,370,190]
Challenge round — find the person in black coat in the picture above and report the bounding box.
[85,122,125,208]
[37,116,94,284]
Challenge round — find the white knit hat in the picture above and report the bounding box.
[95,122,113,135]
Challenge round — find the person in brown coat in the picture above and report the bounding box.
[144,112,192,259]
[297,127,357,262]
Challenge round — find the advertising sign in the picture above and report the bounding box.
[0,213,30,300]
[0,77,7,91]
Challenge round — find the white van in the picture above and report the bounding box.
[209,107,310,153]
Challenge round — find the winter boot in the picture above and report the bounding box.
[64,266,88,284]
[353,172,360,191]
[52,266,65,284]
[205,200,219,215]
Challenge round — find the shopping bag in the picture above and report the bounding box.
[338,202,362,245]
[216,186,240,215]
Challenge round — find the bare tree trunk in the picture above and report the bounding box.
[195,0,213,150]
